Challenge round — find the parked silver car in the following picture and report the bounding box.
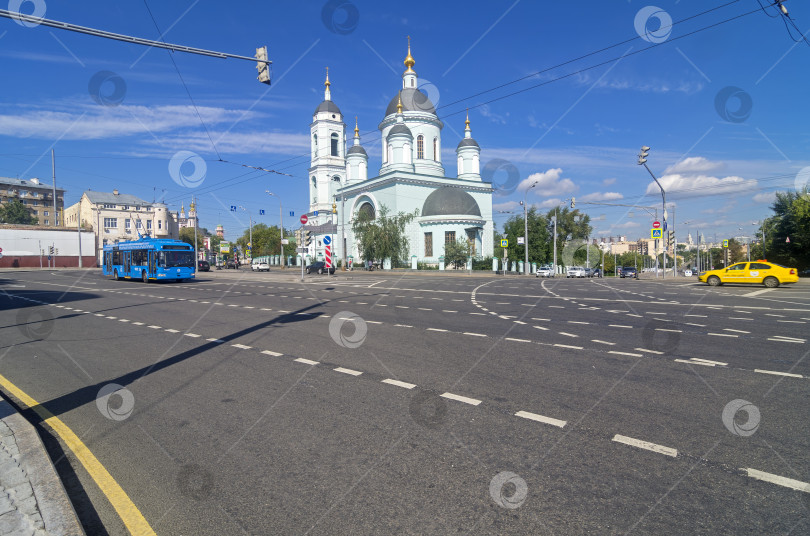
[566,266,586,278]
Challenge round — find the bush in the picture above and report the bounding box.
[417,262,439,270]
[472,257,494,270]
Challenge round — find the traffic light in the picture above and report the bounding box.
[304,230,312,246]
[638,146,650,165]
[570,197,575,209]
[667,230,675,249]
[48,246,54,255]
[255,46,271,85]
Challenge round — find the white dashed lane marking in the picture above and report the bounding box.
[441,392,481,406]
[613,434,678,457]
[515,411,567,428]
[231,344,251,349]
[294,358,319,365]
[754,369,803,378]
[382,379,416,389]
[744,468,810,492]
[334,367,363,376]
[261,350,283,356]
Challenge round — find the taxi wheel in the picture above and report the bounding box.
[707,275,721,286]
[763,276,780,288]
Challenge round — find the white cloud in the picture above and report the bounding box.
[533,198,564,209]
[142,130,309,156]
[580,191,623,202]
[645,173,756,196]
[519,168,576,197]
[575,73,704,95]
[603,177,617,186]
[479,104,509,125]
[664,157,725,175]
[752,192,776,204]
[493,201,520,211]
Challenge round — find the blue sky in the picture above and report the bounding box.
[1,0,808,244]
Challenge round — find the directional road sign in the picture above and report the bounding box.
[323,235,331,245]
[651,229,663,239]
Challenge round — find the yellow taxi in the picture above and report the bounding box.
[698,260,799,288]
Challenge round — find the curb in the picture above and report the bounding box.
[0,396,84,535]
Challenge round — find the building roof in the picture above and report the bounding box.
[347,145,368,156]
[457,138,480,149]
[314,100,342,115]
[83,190,150,206]
[0,177,65,191]
[385,88,436,116]
[388,123,413,137]
[422,186,481,217]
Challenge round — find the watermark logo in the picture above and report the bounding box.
[96,383,135,421]
[641,319,681,355]
[482,158,520,197]
[634,6,672,43]
[168,150,207,189]
[328,311,367,348]
[88,70,127,107]
[714,86,753,123]
[321,0,359,35]
[722,399,760,437]
[177,464,214,500]
[401,78,440,114]
[8,0,46,28]
[408,390,447,429]
[489,471,528,509]
[794,166,810,198]
[16,308,54,340]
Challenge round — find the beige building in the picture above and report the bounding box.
[63,190,179,263]
[609,240,638,255]
[0,177,65,226]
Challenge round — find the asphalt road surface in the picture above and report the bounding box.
[1,268,809,535]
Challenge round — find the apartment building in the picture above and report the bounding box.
[0,177,65,226]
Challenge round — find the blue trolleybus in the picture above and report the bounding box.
[102,237,196,282]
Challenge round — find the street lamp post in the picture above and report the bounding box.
[520,181,538,275]
[238,206,253,263]
[638,146,667,278]
[266,191,284,267]
[753,221,766,259]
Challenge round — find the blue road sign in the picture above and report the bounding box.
[314,210,319,217]
[651,229,663,239]
[289,211,294,217]
[663,221,668,232]
[323,235,332,245]
[230,205,236,211]
[259,209,265,215]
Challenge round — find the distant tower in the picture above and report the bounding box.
[456,110,481,181]
[188,200,197,228]
[216,224,224,238]
[309,67,346,221]
[346,117,368,185]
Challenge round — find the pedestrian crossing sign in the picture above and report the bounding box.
[500,239,508,247]
[651,229,662,239]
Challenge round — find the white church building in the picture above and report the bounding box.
[304,40,494,267]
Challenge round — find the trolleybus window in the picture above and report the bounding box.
[159,250,195,268]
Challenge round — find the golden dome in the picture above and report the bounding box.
[397,92,403,113]
[324,66,331,88]
[354,116,359,137]
[465,109,471,131]
[404,36,415,73]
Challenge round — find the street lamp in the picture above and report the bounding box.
[238,205,253,263]
[638,146,667,278]
[265,191,284,267]
[519,181,538,275]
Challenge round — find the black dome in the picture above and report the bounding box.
[347,145,367,156]
[385,88,436,115]
[422,187,481,217]
[314,100,342,115]
[388,123,412,137]
[457,138,479,149]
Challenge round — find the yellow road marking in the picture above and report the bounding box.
[0,374,156,536]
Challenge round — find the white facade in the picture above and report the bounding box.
[306,42,494,265]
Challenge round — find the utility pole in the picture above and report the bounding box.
[638,146,666,278]
[77,210,82,268]
[266,192,284,267]
[193,196,198,269]
[51,149,58,227]
[521,181,538,275]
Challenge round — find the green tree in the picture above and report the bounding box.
[501,208,551,264]
[0,199,38,225]
[352,204,417,266]
[179,227,204,248]
[761,187,810,269]
[544,207,592,266]
[443,240,469,269]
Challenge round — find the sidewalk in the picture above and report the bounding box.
[0,396,83,535]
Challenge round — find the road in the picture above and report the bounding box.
[1,269,809,535]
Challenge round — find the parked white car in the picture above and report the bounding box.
[252,259,270,272]
[566,266,586,278]
[535,265,553,278]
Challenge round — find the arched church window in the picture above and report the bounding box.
[313,134,317,157]
[417,135,424,159]
[357,202,375,220]
[330,133,339,157]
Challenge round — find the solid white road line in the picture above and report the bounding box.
[440,392,481,406]
[382,379,416,389]
[612,434,678,457]
[334,367,363,376]
[261,350,283,356]
[754,369,802,378]
[515,410,567,428]
[294,358,319,365]
[744,468,810,492]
